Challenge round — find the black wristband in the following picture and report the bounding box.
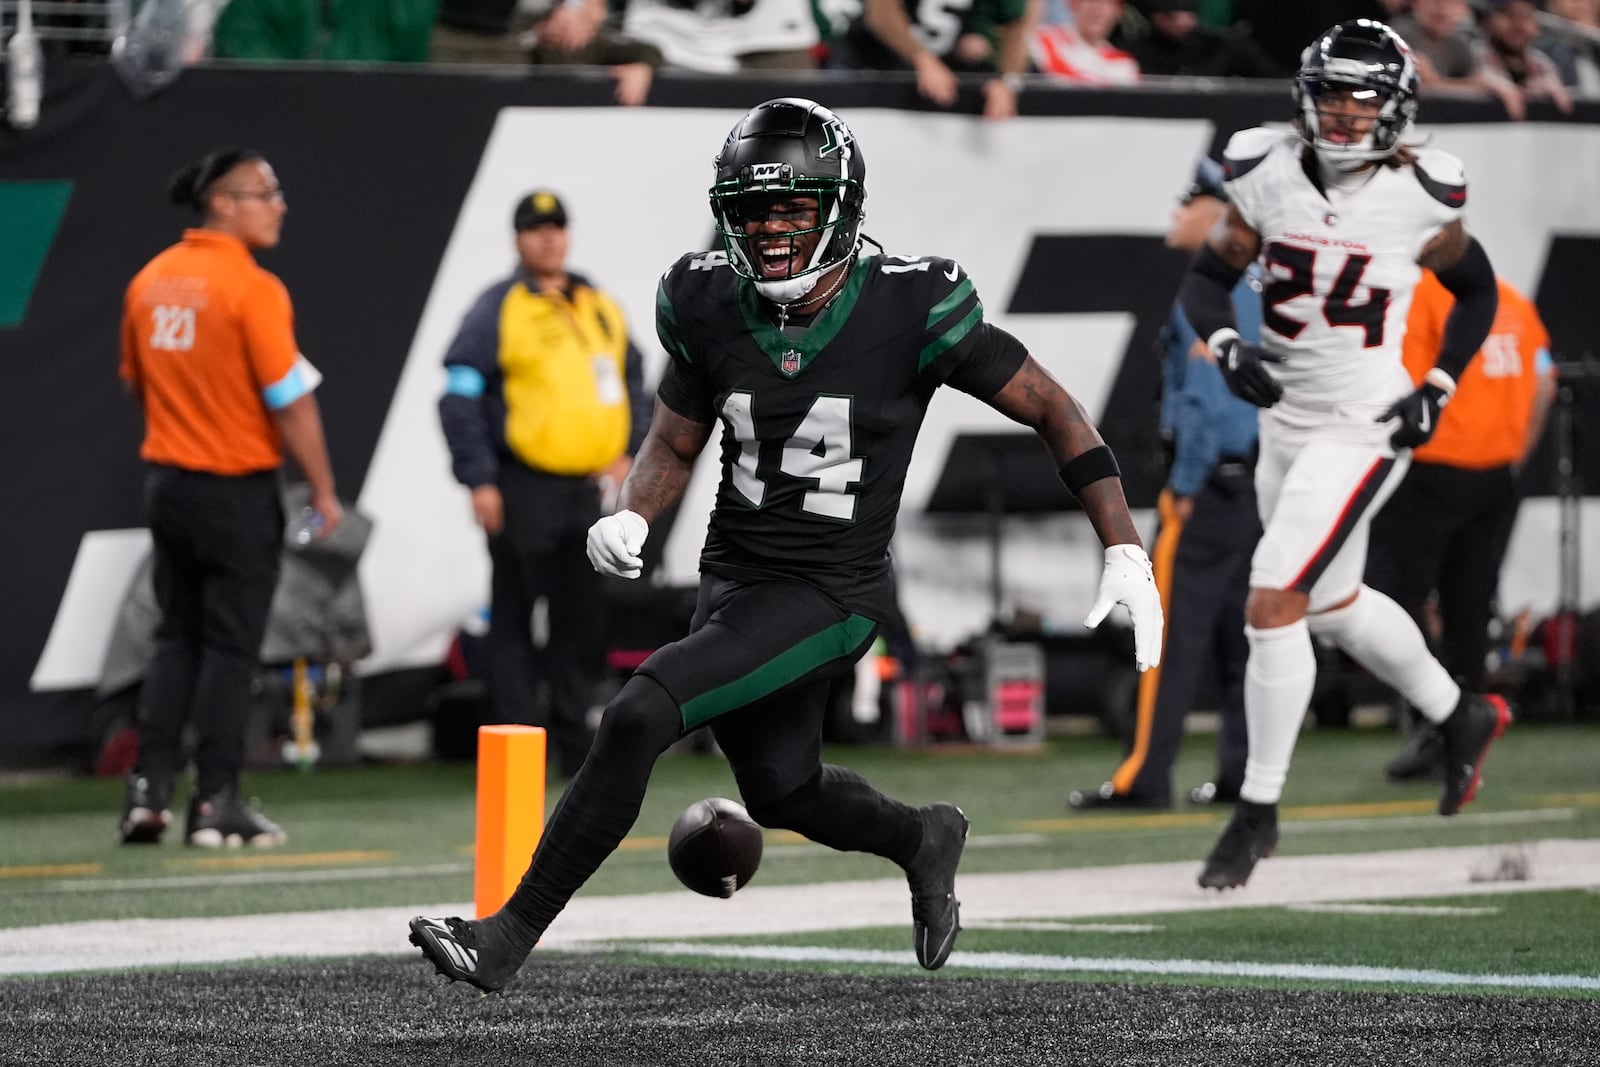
[1059,445,1121,498]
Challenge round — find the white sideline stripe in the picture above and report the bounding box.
[16,811,1567,895]
[966,921,1162,933]
[1286,904,1500,916]
[623,943,1600,993]
[2,838,1598,978]
[26,838,1050,894]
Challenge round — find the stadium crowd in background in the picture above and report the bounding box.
[117,148,341,849]
[437,189,651,780]
[30,0,1600,111]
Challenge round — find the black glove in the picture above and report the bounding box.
[1377,382,1450,449]
[1212,332,1285,408]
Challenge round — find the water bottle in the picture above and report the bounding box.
[287,506,324,547]
[6,20,43,130]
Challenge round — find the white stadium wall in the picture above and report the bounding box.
[2,65,1597,750]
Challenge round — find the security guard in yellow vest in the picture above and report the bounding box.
[440,189,650,776]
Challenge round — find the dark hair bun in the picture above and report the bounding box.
[166,160,206,210]
[165,148,264,214]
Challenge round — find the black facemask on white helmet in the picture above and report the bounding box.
[710,98,867,304]
[1294,19,1420,170]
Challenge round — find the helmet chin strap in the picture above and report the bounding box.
[1320,145,1377,174]
[755,272,821,306]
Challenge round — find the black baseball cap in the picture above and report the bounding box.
[513,189,568,230]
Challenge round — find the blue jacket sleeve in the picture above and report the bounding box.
[1167,304,1222,498]
[438,280,511,489]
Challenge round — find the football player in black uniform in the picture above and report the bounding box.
[411,98,1162,992]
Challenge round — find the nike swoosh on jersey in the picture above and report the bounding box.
[944,264,959,281]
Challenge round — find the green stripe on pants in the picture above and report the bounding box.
[680,613,876,729]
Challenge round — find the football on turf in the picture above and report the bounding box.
[667,797,764,898]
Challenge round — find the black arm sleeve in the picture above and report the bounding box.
[1177,244,1245,346]
[624,339,651,455]
[939,322,1029,401]
[1431,236,1498,383]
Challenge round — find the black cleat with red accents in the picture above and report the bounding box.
[1437,693,1513,816]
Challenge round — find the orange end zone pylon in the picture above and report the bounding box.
[474,724,546,918]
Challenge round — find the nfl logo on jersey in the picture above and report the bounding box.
[781,349,801,376]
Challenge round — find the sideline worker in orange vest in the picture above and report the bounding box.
[118,147,342,848]
[1366,270,1557,779]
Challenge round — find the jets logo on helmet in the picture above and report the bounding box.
[817,116,853,158]
[709,98,867,304]
[1294,19,1419,169]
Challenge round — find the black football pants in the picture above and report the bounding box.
[136,465,282,798]
[500,575,923,942]
[1366,460,1519,691]
[487,462,606,777]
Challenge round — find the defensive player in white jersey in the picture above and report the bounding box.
[1177,19,1514,890]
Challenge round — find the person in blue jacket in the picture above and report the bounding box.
[1071,157,1262,810]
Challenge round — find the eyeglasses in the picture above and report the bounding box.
[221,187,285,203]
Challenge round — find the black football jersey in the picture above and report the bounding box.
[655,250,1027,621]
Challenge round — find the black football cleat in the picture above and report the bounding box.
[409,915,529,994]
[1384,724,1445,781]
[1197,799,1278,890]
[905,803,969,970]
[1067,782,1171,811]
[1437,693,1513,816]
[119,774,173,845]
[184,784,286,848]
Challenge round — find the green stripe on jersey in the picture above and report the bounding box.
[919,304,983,372]
[926,277,976,327]
[679,613,876,728]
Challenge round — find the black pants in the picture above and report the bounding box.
[136,465,282,798]
[487,462,606,777]
[1112,462,1257,803]
[502,574,922,939]
[1366,461,1520,691]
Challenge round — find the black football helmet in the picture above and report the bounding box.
[1294,20,1419,168]
[709,98,866,303]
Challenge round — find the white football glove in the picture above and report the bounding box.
[1083,543,1164,672]
[585,509,649,579]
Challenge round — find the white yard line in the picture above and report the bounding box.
[621,944,1600,992]
[2,838,1597,978]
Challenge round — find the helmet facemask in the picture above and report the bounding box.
[1294,20,1419,170]
[1295,76,1416,169]
[711,169,864,304]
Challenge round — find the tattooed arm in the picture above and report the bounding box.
[616,398,714,525]
[985,356,1143,550]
